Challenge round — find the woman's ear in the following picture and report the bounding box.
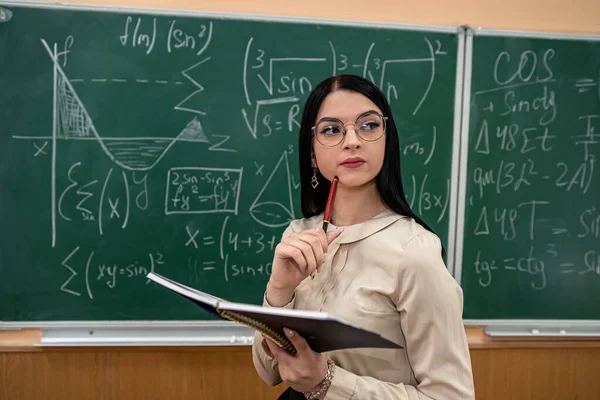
[311,153,317,169]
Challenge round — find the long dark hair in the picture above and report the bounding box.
[298,74,444,256]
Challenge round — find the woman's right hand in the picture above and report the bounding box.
[266,227,343,307]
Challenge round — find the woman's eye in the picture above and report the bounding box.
[361,122,380,131]
[321,126,341,135]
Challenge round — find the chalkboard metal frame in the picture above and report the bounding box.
[455,27,600,336]
[37,321,255,346]
[0,1,467,346]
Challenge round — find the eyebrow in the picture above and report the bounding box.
[317,110,380,123]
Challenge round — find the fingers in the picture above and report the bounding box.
[311,228,329,253]
[286,238,316,276]
[265,329,309,360]
[294,235,325,273]
[283,328,309,354]
[276,227,343,277]
[275,242,309,273]
[263,336,279,357]
[280,232,323,276]
[326,228,343,244]
[264,335,291,361]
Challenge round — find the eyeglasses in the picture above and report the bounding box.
[311,111,388,147]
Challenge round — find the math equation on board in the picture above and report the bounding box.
[465,46,600,292]
[4,11,456,305]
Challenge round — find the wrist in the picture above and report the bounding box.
[302,358,335,400]
[265,283,294,307]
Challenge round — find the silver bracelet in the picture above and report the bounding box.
[302,358,336,400]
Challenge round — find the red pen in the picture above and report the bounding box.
[312,176,338,280]
[322,176,338,232]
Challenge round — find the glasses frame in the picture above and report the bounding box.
[311,111,388,147]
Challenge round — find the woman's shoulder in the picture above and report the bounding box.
[385,214,442,251]
[384,216,452,280]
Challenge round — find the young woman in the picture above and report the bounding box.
[252,74,474,399]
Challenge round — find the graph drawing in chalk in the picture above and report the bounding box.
[249,151,295,228]
[39,39,210,172]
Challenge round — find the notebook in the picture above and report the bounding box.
[147,272,402,355]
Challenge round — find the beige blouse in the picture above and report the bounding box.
[252,209,475,399]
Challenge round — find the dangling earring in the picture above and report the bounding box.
[311,168,319,189]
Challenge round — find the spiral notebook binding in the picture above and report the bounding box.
[219,310,297,355]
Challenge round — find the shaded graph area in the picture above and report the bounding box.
[178,117,209,142]
[102,140,178,170]
[41,39,210,172]
[57,73,93,138]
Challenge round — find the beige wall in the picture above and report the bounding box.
[52,0,600,34]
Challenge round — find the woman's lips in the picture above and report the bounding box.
[341,160,366,168]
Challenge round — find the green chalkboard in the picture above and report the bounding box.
[0,5,460,322]
[460,33,600,320]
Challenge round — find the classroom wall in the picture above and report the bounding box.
[51,0,600,34]
[2,1,600,399]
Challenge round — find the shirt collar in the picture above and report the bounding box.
[324,208,403,244]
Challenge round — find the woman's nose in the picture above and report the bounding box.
[342,126,361,149]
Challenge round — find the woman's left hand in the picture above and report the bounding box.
[264,328,328,392]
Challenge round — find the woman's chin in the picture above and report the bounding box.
[336,173,376,188]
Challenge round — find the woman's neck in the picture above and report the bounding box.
[329,181,387,227]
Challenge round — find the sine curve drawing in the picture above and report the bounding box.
[40,39,209,172]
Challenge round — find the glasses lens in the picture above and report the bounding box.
[356,113,385,141]
[315,120,344,146]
